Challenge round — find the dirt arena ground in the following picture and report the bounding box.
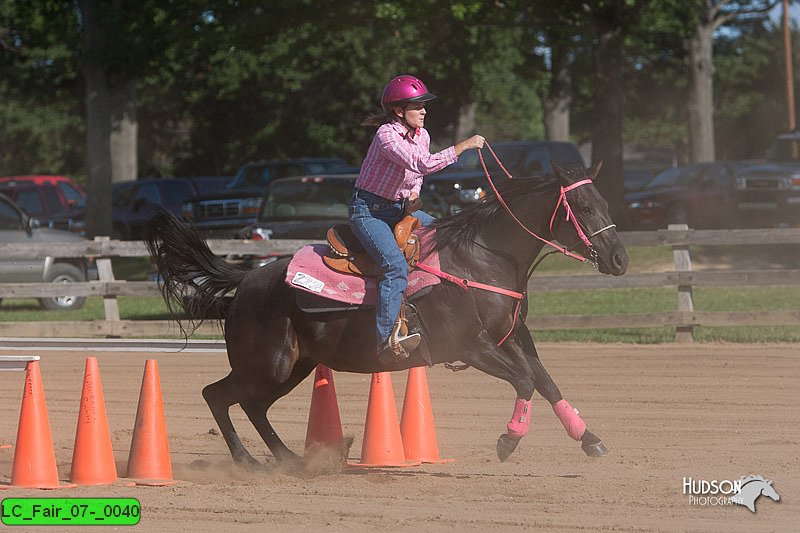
[0,343,797,532]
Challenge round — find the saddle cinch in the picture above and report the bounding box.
[323,216,421,278]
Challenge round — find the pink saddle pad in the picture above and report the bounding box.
[285,229,442,306]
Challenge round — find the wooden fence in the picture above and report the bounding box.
[1,226,799,341]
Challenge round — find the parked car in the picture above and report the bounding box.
[0,192,97,310]
[0,175,86,231]
[236,174,357,268]
[735,131,800,226]
[424,140,586,216]
[182,158,359,238]
[57,176,225,240]
[623,161,746,230]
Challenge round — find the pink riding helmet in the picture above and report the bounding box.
[381,75,436,112]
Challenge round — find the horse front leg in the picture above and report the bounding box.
[514,327,608,457]
[459,334,536,462]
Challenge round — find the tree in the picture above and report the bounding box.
[684,0,778,163]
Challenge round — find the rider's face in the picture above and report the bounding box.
[395,103,426,130]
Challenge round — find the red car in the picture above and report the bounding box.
[0,175,86,222]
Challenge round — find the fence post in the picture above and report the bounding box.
[669,224,694,342]
[94,236,120,323]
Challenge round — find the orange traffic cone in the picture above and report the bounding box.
[126,360,175,486]
[304,365,345,457]
[400,367,454,464]
[70,357,117,485]
[9,361,74,489]
[349,372,420,468]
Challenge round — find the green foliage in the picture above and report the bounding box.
[0,0,796,178]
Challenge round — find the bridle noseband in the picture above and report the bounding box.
[478,143,616,267]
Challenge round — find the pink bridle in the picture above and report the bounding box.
[478,143,615,265]
[415,142,616,346]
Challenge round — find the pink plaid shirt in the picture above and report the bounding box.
[355,121,457,200]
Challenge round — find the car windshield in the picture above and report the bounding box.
[229,165,269,189]
[259,179,353,221]
[768,138,800,162]
[643,167,702,190]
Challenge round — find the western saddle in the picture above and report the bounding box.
[323,215,421,278]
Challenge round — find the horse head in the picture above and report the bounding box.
[550,161,629,276]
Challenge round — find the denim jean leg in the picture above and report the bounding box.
[411,210,436,227]
[349,197,408,344]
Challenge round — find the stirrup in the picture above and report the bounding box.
[389,315,420,355]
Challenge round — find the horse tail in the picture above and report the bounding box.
[145,208,248,334]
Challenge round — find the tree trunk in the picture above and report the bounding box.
[81,0,113,238]
[110,80,138,182]
[544,37,571,142]
[685,21,715,163]
[591,10,626,222]
[455,102,477,142]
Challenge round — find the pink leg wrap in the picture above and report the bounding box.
[552,399,586,441]
[506,398,532,439]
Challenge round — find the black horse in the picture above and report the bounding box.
[146,162,628,466]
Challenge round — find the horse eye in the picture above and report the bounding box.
[581,206,592,216]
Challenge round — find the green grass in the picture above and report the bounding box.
[2,246,798,344]
[528,286,800,343]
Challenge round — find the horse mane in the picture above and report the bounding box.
[430,175,561,254]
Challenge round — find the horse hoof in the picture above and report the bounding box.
[496,433,521,462]
[580,430,608,457]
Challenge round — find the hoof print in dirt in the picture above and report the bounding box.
[496,433,521,462]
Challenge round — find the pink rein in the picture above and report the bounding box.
[414,142,599,346]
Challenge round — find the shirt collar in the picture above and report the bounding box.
[389,120,420,141]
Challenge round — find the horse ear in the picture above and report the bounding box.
[551,161,568,182]
[586,160,603,181]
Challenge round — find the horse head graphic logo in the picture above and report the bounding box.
[731,476,780,513]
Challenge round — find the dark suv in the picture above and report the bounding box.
[182,158,358,238]
[735,131,800,226]
[424,141,585,216]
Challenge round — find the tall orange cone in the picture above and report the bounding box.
[304,365,345,456]
[349,372,420,468]
[70,357,117,485]
[400,367,454,464]
[10,361,74,489]
[126,359,175,486]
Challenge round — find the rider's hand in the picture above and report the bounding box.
[455,134,486,156]
[469,135,485,149]
[405,193,422,214]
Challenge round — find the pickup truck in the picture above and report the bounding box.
[735,131,800,226]
[181,158,358,238]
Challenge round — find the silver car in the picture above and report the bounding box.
[0,192,97,310]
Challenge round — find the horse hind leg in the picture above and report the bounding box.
[238,358,317,467]
[202,372,261,467]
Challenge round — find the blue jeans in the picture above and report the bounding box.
[348,189,434,345]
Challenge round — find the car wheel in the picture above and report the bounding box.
[39,263,87,311]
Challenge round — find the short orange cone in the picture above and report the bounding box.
[400,367,454,464]
[304,365,345,456]
[9,361,74,489]
[349,372,420,468]
[70,357,117,485]
[126,360,175,486]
